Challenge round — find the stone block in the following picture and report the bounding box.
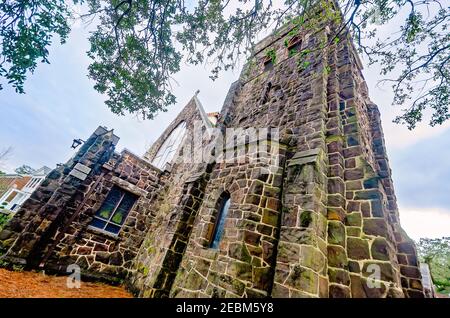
[362,261,396,283]
[227,260,252,281]
[397,242,416,254]
[185,270,208,291]
[253,267,272,291]
[229,243,252,263]
[363,218,388,237]
[329,284,350,298]
[345,212,362,227]
[271,283,289,298]
[277,242,300,263]
[262,209,278,227]
[328,268,350,285]
[371,237,391,261]
[285,265,318,295]
[327,245,347,268]
[327,221,345,246]
[354,190,381,200]
[400,265,421,279]
[299,245,326,273]
[347,237,370,260]
[350,274,387,298]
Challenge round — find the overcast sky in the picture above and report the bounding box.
[0,16,449,241]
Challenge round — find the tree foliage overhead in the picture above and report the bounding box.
[0,0,449,127]
[14,164,36,175]
[0,0,73,93]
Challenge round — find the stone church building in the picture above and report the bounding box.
[0,6,425,298]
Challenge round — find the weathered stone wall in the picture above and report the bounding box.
[0,128,165,283]
[0,127,118,265]
[326,36,424,297]
[40,150,164,282]
[170,144,286,297]
[0,5,425,298]
[156,15,424,298]
[129,97,216,297]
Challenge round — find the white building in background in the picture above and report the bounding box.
[0,166,51,214]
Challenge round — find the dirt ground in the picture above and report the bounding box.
[0,268,132,298]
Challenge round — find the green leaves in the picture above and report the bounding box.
[0,213,12,231]
[345,0,449,129]
[85,0,181,119]
[0,0,71,93]
[417,237,450,294]
[0,0,448,128]
[265,48,277,64]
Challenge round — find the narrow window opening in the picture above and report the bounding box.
[262,82,273,104]
[210,194,231,249]
[264,60,274,72]
[152,121,187,170]
[262,53,274,72]
[287,35,302,55]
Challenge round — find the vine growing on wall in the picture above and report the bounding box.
[0,213,11,232]
[265,48,277,65]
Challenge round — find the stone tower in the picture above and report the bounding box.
[129,7,425,297]
[0,5,425,298]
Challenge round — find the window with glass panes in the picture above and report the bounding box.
[151,121,187,170]
[90,186,138,234]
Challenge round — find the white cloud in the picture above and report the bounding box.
[399,206,450,241]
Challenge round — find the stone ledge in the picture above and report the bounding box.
[288,149,322,167]
[86,225,120,241]
[111,176,148,197]
[121,148,162,174]
[185,172,205,184]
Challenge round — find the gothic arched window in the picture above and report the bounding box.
[152,121,187,170]
[210,194,231,249]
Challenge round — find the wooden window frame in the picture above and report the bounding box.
[90,186,137,235]
[287,35,302,53]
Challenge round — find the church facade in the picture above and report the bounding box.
[0,13,425,298]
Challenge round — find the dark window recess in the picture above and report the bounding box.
[262,55,274,72]
[210,194,231,249]
[262,82,273,104]
[287,35,302,55]
[90,186,138,234]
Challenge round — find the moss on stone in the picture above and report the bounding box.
[300,211,313,227]
[286,265,318,294]
[345,212,362,227]
[327,221,345,247]
[229,243,252,263]
[300,245,325,273]
[347,237,370,260]
[328,267,350,285]
[326,135,344,143]
[327,245,348,268]
[371,237,391,261]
